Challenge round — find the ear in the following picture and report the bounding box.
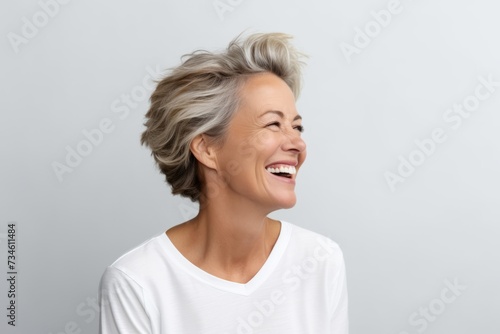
[190,134,218,170]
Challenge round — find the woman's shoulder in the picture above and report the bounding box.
[283,221,345,263]
[104,232,168,280]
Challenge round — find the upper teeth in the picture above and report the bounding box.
[266,166,296,174]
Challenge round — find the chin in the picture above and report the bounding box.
[270,194,297,210]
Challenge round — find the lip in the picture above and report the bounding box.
[264,160,298,185]
[265,160,298,168]
[266,170,296,185]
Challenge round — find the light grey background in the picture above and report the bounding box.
[2,0,499,333]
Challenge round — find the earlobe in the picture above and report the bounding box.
[190,134,218,170]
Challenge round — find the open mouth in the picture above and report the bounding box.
[265,165,296,179]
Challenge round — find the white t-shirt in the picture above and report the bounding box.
[99,221,348,334]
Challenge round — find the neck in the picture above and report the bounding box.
[178,190,281,283]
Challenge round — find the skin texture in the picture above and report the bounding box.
[166,72,307,283]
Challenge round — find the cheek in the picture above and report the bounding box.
[225,159,242,176]
[246,130,274,150]
[232,131,276,163]
[216,135,266,181]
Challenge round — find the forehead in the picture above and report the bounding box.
[236,73,298,119]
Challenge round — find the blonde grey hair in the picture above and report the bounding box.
[141,32,306,202]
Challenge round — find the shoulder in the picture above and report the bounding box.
[104,232,168,284]
[285,221,343,254]
[283,221,346,270]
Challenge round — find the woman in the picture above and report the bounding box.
[99,32,348,333]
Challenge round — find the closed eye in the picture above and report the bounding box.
[266,122,304,133]
[266,121,281,129]
[294,125,304,133]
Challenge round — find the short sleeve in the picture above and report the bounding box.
[99,266,153,334]
[329,250,349,333]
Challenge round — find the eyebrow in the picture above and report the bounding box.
[259,110,302,121]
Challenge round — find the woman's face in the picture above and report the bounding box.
[211,72,307,211]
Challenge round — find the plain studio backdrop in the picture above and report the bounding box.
[1,0,499,333]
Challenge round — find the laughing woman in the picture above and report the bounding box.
[99,33,348,334]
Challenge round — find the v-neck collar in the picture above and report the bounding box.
[160,221,292,296]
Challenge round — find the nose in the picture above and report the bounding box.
[282,128,306,153]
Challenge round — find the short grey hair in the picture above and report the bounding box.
[141,32,306,202]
